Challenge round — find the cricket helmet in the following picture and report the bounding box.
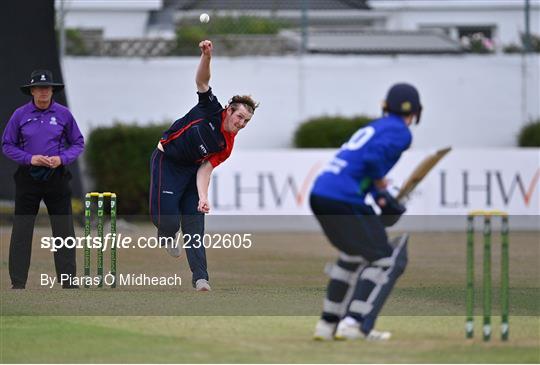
[383,83,422,124]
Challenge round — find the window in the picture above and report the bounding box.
[458,26,494,40]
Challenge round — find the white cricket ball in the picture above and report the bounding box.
[199,13,210,24]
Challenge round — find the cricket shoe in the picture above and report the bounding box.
[366,329,392,341]
[334,317,392,341]
[334,317,364,340]
[162,243,181,258]
[195,279,211,291]
[313,319,337,341]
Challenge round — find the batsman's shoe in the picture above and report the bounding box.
[313,320,337,341]
[195,279,211,291]
[163,243,181,258]
[366,329,392,341]
[334,318,364,340]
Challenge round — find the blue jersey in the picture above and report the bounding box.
[311,114,412,205]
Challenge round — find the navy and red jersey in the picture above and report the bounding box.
[159,88,236,168]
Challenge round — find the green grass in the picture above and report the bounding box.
[1,286,538,316]
[1,316,539,363]
[1,229,538,362]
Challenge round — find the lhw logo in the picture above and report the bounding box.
[440,169,540,208]
[211,162,322,211]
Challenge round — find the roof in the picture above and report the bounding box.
[306,30,463,54]
[369,0,540,11]
[166,0,370,11]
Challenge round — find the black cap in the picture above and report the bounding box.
[20,69,64,95]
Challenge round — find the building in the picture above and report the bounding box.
[55,0,539,55]
[369,0,540,50]
[55,0,162,39]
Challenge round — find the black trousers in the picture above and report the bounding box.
[309,194,393,262]
[9,166,76,288]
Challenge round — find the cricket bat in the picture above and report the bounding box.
[396,146,452,202]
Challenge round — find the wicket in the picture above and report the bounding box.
[84,192,117,288]
[466,210,509,341]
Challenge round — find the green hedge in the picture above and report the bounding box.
[55,28,90,56]
[85,123,169,215]
[293,115,373,148]
[518,119,540,147]
[171,16,287,55]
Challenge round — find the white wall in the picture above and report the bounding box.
[63,11,149,38]
[209,148,540,215]
[370,0,540,46]
[63,55,540,149]
[206,148,540,230]
[56,0,162,39]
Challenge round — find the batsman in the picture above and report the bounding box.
[310,83,422,341]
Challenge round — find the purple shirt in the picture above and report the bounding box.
[2,100,84,166]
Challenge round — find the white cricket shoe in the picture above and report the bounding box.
[334,317,364,340]
[163,243,181,258]
[366,329,392,341]
[195,279,211,291]
[313,320,337,341]
[334,317,392,341]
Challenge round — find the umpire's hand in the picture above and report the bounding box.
[31,155,51,167]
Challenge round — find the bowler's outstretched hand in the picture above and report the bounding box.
[199,40,213,56]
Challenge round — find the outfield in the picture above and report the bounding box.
[1,224,539,363]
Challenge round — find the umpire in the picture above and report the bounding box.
[2,69,84,289]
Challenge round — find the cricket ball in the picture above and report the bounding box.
[200,13,210,24]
